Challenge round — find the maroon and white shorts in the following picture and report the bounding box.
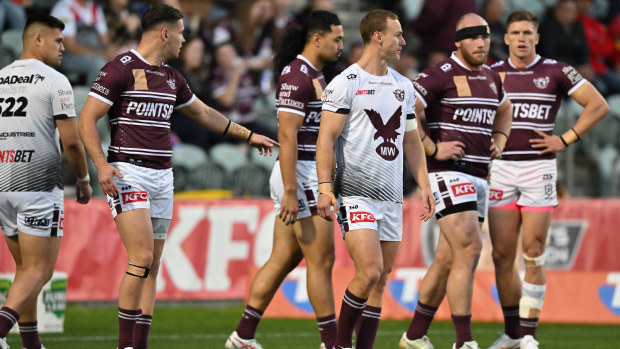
[0,187,64,237]
[336,196,403,241]
[429,171,489,222]
[488,159,557,211]
[270,160,320,220]
[107,162,174,229]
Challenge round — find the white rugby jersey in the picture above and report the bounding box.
[0,59,76,192]
[322,64,416,203]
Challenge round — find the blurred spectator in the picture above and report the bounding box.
[394,50,419,81]
[104,0,140,52]
[483,0,509,64]
[51,0,112,85]
[504,0,547,19]
[425,48,450,69]
[274,0,297,35]
[346,42,363,67]
[609,13,620,72]
[0,0,26,31]
[211,42,276,141]
[576,0,620,95]
[538,0,594,83]
[295,0,334,25]
[170,37,212,150]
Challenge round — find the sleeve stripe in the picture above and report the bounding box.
[53,114,72,120]
[567,79,587,96]
[174,94,196,110]
[334,108,350,114]
[417,94,428,108]
[88,92,113,106]
[277,107,306,116]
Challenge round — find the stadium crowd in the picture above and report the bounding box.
[1,0,619,197]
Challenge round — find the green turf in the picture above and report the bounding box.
[5,302,619,348]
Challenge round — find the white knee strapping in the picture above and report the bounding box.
[523,252,545,267]
[520,281,546,318]
[151,218,171,240]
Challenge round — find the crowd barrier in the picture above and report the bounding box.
[1,198,619,324]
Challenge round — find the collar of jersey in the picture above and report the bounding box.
[130,49,158,66]
[508,54,541,69]
[296,54,319,72]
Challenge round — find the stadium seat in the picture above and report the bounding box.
[231,163,270,197]
[73,85,111,147]
[172,143,210,191]
[0,29,22,58]
[250,146,278,172]
[0,45,15,67]
[209,143,249,174]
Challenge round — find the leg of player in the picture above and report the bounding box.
[518,211,551,349]
[115,209,155,349]
[0,233,60,348]
[487,207,522,349]
[334,229,382,349]
[355,240,399,349]
[400,233,452,349]
[439,211,482,349]
[227,218,304,349]
[294,215,337,349]
[133,227,167,349]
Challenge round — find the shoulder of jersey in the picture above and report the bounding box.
[111,52,138,69]
[281,59,312,78]
[337,65,359,82]
[490,60,506,69]
[31,60,65,81]
[542,58,558,65]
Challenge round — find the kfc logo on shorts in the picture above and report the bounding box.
[489,189,503,201]
[350,211,376,223]
[451,183,475,197]
[122,191,148,204]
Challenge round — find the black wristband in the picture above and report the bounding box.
[430,143,438,158]
[571,127,581,141]
[318,181,332,185]
[492,130,509,139]
[222,120,231,136]
[559,135,569,148]
[421,133,427,142]
[246,130,254,143]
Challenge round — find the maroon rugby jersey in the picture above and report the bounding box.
[275,55,326,160]
[491,55,585,160]
[413,53,506,178]
[88,49,195,169]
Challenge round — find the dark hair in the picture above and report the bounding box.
[273,10,340,82]
[141,4,184,33]
[506,10,538,31]
[24,14,65,33]
[360,9,398,44]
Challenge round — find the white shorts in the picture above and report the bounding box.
[336,196,403,241]
[107,162,174,233]
[0,187,64,237]
[270,160,319,220]
[488,159,557,210]
[429,171,489,222]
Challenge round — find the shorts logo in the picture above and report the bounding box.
[544,183,553,196]
[542,174,553,181]
[59,218,64,230]
[122,191,148,204]
[489,189,503,200]
[451,183,475,197]
[23,217,50,227]
[298,199,306,209]
[350,211,376,223]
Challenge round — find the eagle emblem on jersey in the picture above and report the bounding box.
[393,89,405,102]
[365,106,401,161]
[167,79,176,90]
[533,76,549,89]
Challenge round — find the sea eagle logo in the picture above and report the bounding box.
[365,106,402,161]
[533,76,549,89]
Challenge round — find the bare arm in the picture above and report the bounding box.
[56,117,92,204]
[490,97,513,159]
[277,112,303,224]
[179,98,279,154]
[530,81,609,154]
[316,110,347,221]
[403,128,435,221]
[77,96,123,197]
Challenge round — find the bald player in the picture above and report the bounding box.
[398,13,512,349]
[0,14,93,349]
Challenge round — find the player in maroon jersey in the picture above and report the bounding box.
[77,5,277,349]
[486,11,608,349]
[226,11,343,349]
[399,13,513,349]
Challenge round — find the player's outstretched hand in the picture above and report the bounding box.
[279,191,299,225]
[529,129,565,155]
[490,138,502,159]
[436,141,466,161]
[76,181,93,204]
[419,187,435,222]
[317,183,338,221]
[97,163,123,198]
[248,133,280,156]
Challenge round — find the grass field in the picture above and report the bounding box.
[4,302,619,348]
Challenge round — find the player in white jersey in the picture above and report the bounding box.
[77,5,277,349]
[317,10,434,349]
[226,11,343,349]
[0,14,92,349]
[486,11,608,349]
